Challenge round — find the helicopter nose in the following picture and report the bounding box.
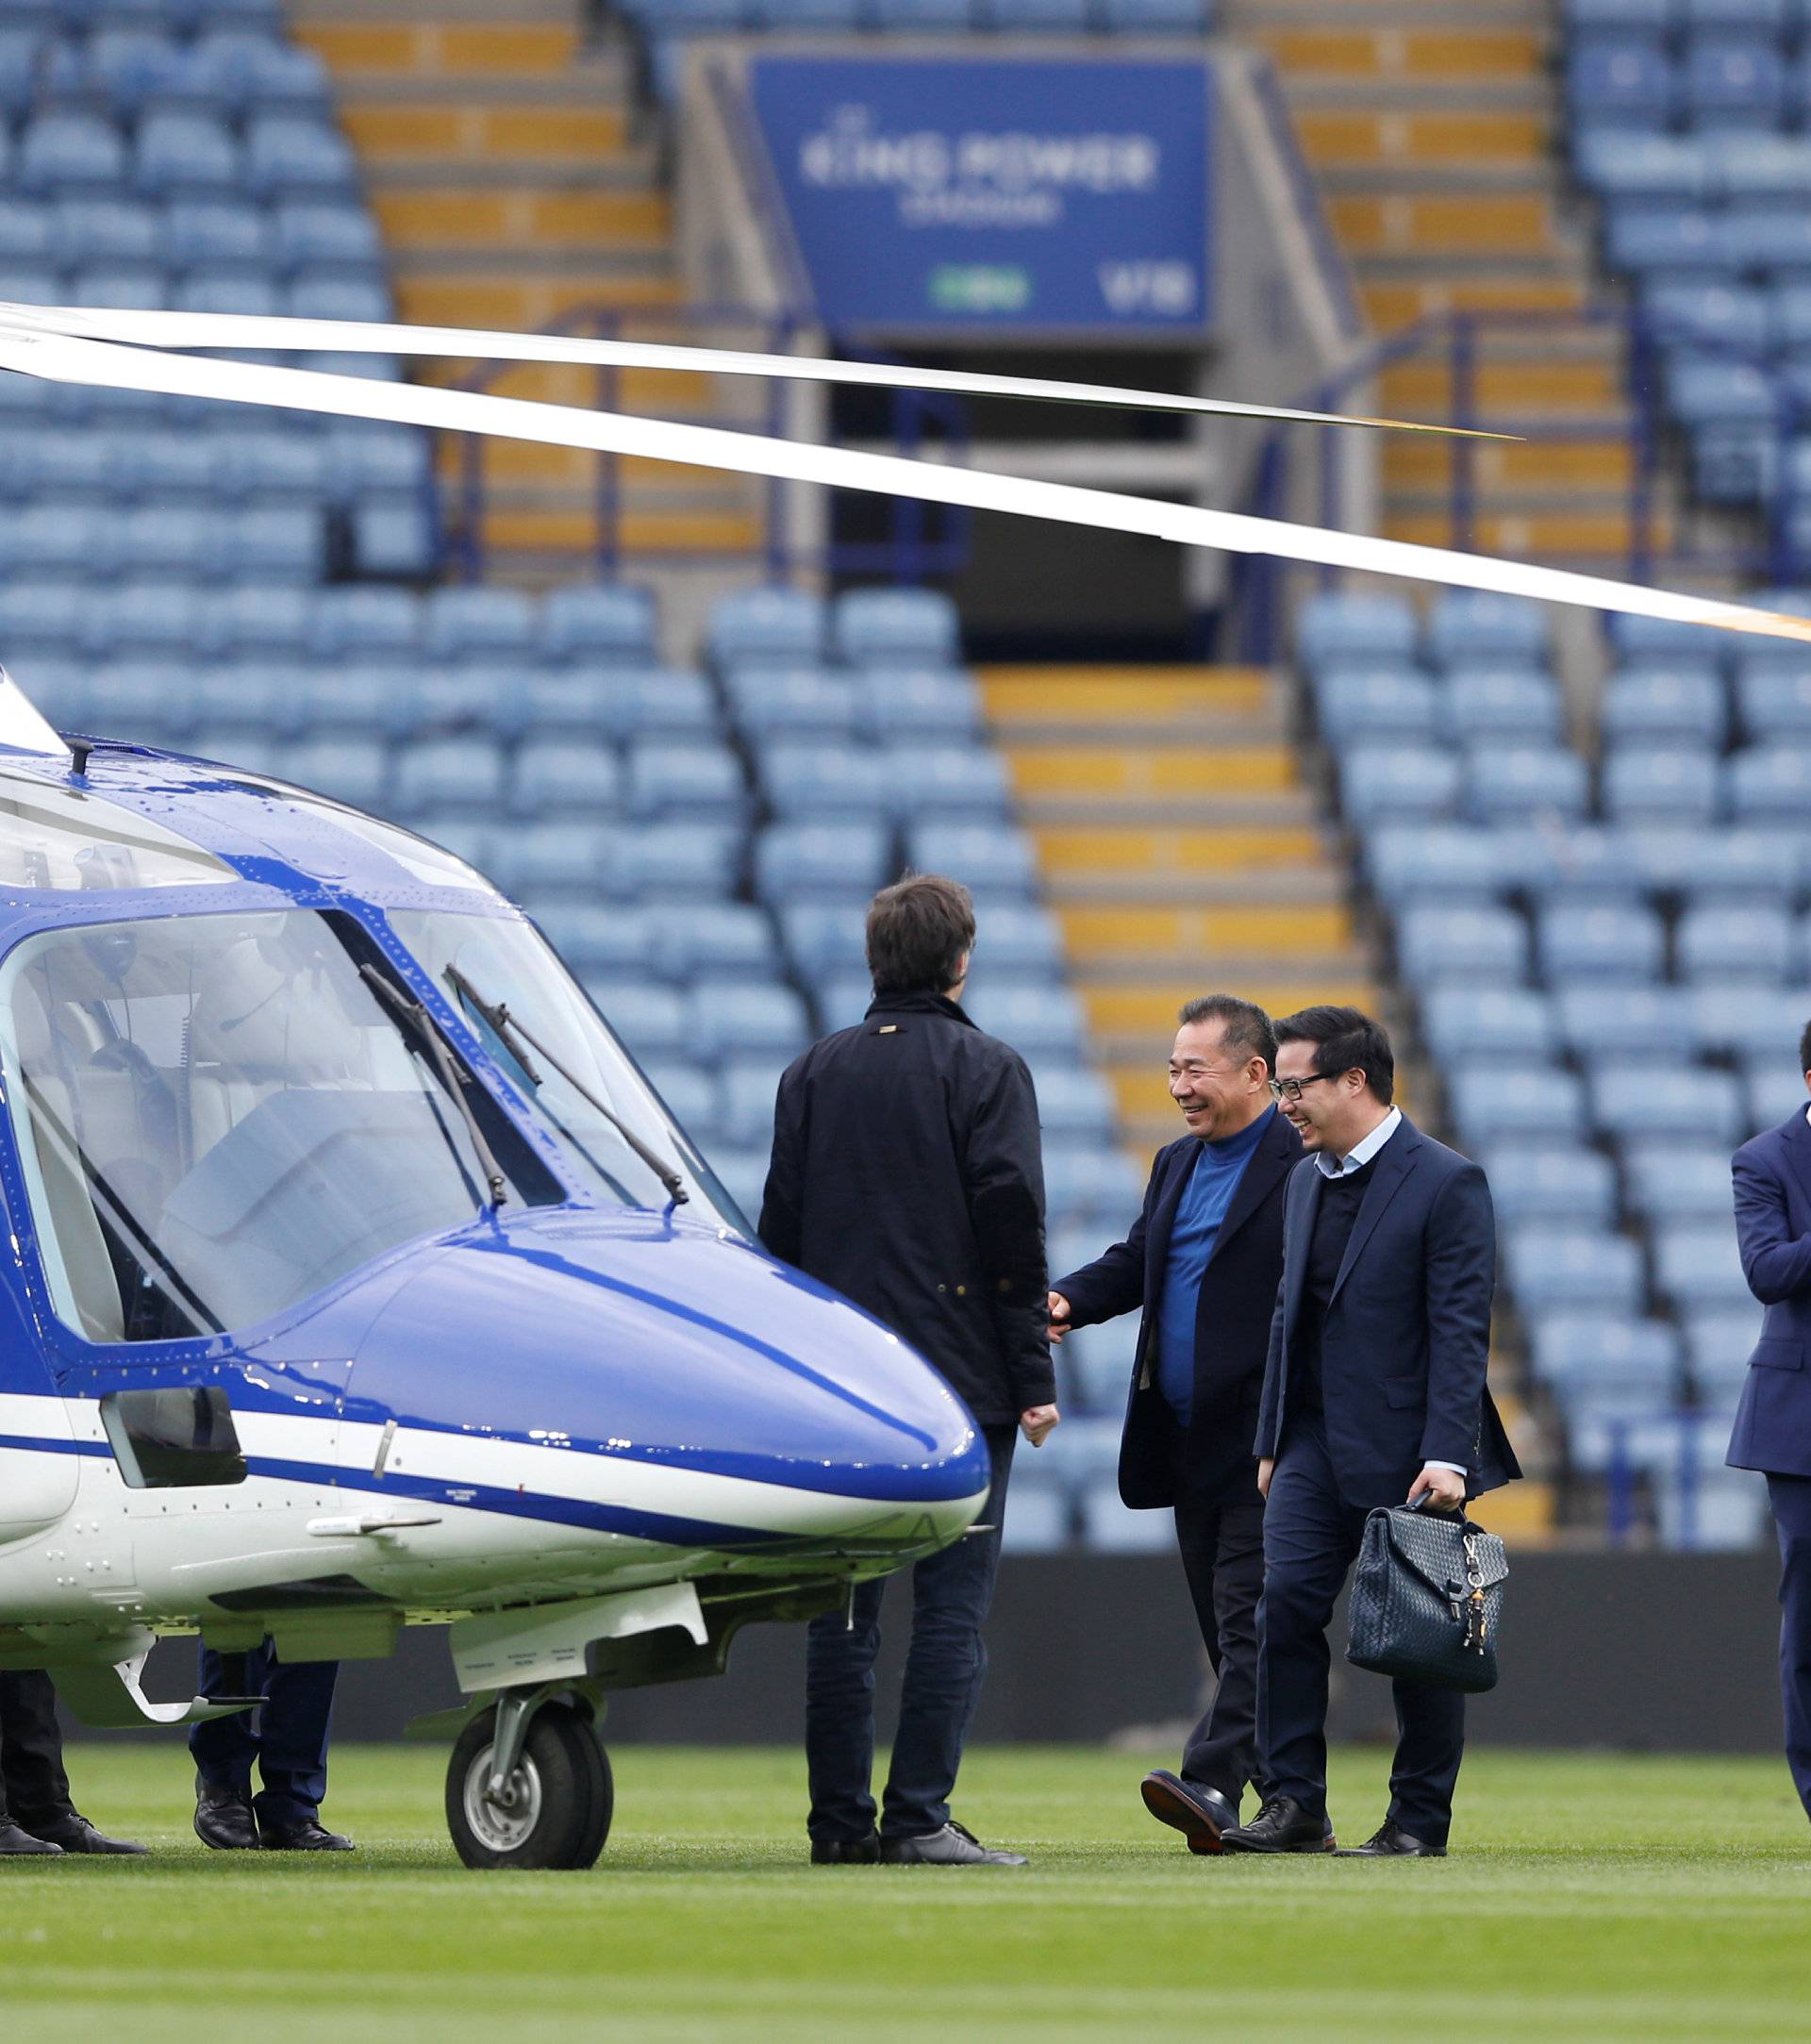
[336,1210,993,1554]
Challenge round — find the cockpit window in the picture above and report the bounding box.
[390,909,751,1235]
[0,908,558,1344]
[0,776,230,892]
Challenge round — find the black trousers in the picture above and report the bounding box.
[1167,1414,1266,1808]
[0,1670,71,1829]
[1256,1410,1466,1848]
[1768,1473,1811,1823]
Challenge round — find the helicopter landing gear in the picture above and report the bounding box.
[444,1687,613,1870]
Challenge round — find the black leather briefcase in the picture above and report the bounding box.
[1345,1495,1507,1694]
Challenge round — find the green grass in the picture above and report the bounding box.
[3,1743,1808,2039]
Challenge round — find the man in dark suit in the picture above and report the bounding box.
[191,1641,351,1851]
[1048,994,1300,1853]
[1727,1019,1811,1824]
[0,1670,144,1854]
[762,872,1057,1868]
[1221,1006,1519,1860]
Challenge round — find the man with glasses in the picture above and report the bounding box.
[1048,995,1301,1853]
[1221,1005,1519,1859]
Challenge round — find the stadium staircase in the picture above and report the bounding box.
[292,0,768,578]
[1233,0,1670,567]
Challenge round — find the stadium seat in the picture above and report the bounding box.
[424,586,538,660]
[1313,665,1439,745]
[1537,902,1666,981]
[1366,824,1524,904]
[1727,746,1811,823]
[965,985,1088,1060]
[1591,1062,1743,1142]
[1601,745,1722,824]
[1424,590,1552,668]
[778,901,870,977]
[756,823,890,903]
[1688,980,1811,1055]
[1530,1314,1681,1403]
[1420,986,1556,1064]
[1675,902,1794,980]
[1653,1223,1754,1307]
[598,669,721,741]
[626,741,749,823]
[1506,1227,1645,1315]
[688,979,811,1059]
[757,741,889,819]
[1465,745,1589,823]
[908,822,1038,896]
[726,668,860,741]
[883,744,1011,819]
[1396,904,1530,985]
[859,667,983,742]
[1485,1144,1619,1227]
[1553,983,1694,1057]
[537,583,660,666]
[1623,1143,1740,1221]
[510,739,622,819]
[615,823,741,901]
[1440,670,1565,747]
[706,585,827,670]
[1339,747,1461,825]
[1034,1066,1117,1141]
[535,904,650,979]
[1294,590,1418,672]
[1447,1064,1588,1147]
[653,902,777,983]
[1601,663,1727,745]
[579,981,690,1061]
[834,586,960,668]
[243,115,357,200]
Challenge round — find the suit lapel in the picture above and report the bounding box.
[1202,1108,1291,1273]
[1282,1160,1321,1345]
[1329,1118,1425,1302]
[1144,1141,1199,1298]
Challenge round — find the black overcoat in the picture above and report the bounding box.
[759,989,1053,1426]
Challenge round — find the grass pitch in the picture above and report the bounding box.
[3,1743,1807,2040]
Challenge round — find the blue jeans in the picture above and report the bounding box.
[189,1638,339,1830]
[806,1423,1015,1842]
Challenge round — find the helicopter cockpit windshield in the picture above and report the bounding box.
[0,908,563,1345]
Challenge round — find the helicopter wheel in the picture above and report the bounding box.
[445,1699,613,1870]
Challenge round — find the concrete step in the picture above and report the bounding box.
[291,0,581,21]
[295,20,586,73]
[1329,191,1560,258]
[1361,276,1590,325]
[374,188,666,248]
[394,271,681,325]
[341,100,628,163]
[1033,823,1331,888]
[469,506,765,555]
[1380,356,1623,412]
[1384,434,1635,494]
[1296,108,1547,168]
[1251,25,1544,79]
[1382,507,1675,555]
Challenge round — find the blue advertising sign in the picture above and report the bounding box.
[747,55,1212,334]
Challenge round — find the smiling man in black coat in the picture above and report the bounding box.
[761,872,1056,1869]
[1049,994,1300,1854]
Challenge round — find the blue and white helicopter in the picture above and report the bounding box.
[0,302,1797,1871]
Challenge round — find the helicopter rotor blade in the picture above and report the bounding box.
[0,300,1518,441]
[0,324,1804,647]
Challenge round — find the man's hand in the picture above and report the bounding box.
[1045,1291,1072,1344]
[1257,1456,1274,1500]
[1408,1463,1466,1511]
[1020,1404,1060,1448]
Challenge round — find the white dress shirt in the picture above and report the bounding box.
[1305,1105,1463,1476]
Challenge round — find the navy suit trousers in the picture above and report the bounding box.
[1257,1413,1466,1847]
[805,1424,1014,1841]
[190,1639,339,1829]
[1768,1473,1811,1822]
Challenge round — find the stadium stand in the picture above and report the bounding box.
[1301,585,1780,1547]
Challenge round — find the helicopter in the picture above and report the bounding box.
[0,302,1800,1874]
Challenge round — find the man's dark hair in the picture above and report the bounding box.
[1801,1017,1811,1075]
[1274,1004,1395,1105]
[1177,994,1278,1074]
[866,872,977,995]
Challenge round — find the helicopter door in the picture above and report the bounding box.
[0,1223,79,1541]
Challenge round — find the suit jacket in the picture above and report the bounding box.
[1254,1114,1520,1508]
[1054,1107,1301,1509]
[1727,1108,1811,1477]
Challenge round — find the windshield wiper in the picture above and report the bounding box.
[358,963,508,1211]
[444,963,690,1208]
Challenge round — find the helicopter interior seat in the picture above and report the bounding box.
[7,973,125,1343]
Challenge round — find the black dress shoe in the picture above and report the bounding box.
[1220,1795,1333,1854]
[0,1820,62,1855]
[1140,1770,1238,1855]
[194,1775,258,1852]
[1337,1820,1446,1858]
[258,1817,355,1852]
[25,1812,148,1855]
[809,1834,881,1864]
[879,1820,1026,1866]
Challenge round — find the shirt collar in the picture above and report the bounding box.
[1314,1105,1403,1179]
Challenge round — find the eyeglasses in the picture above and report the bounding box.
[1268,1073,1337,1105]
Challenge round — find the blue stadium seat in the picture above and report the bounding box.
[135,112,240,197]
[539,583,658,665]
[1366,823,1524,904]
[618,819,742,900]
[719,1052,792,1149]
[1099,0,1209,25]
[1421,986,1556,1064]
[966,985,1087,1060]
[1044,1147,1147,1226]
[883,744,1010,820]
[1601,662,1726,744]
[704,1145,769,1225]
[1339,746,1461,825]
[91,576,208,655]
[288,274,390,324]
[190,660,291,736]
[0,504,123,575]
[406,671,495,738]
[285,734,388,810]
[193,31,330,114]
[1592,1062,1744,1141]
[858,666,982,741]
[626,740,748,823]
[490,821,616,903]
[1666,355,1776,428]
[325,424,433,505]
[224,506,324,580]
[688,978,811,1058]
[1554,982,1694,1057]
[1578,132,1710,200]
[834,586,961,668]
[1530,1313,1681,1401]
[1677,901,1794,979]
[653,902,777,983]
[88,656,195,740]
[273,201,382,275]
[1681,36,1786,129]
[1033,1066,1116,1141]
[1686,0,1787,29]
[1396,905,1531,989]
[1440,669,1564,746]
[1521,825,1645,905]
[756,822,891,902]
[0,578,87,656]
[534,904,650,978]
[814,971,878,1033]
[308,586,423,659]
[1605,206,1735,279]
[392,737,505,818]
[778,902,868,978]
[1484,1144,1619,1228]
[1684,1305,1763,1390]
[636,1059,720,1132]
[510,739,621,820]
[164,197,269,270]
[1643,281,1769,355]
[0,199,53,262]
[1735,663,1811,739]
[1447,1064,1587,1147]
[757,740,889,820]
[1538,901,1666,980]
[1313,665,1438,745]
[1506,1227,1645,1315]
[1623,1143,1740,1221]
[0,27,45,118]
[868,0,976,25]
[58,197,159,266]
[1568,45,1674,134]
[1727,744,1811,821]
[1689,980,1811,1055]
[1424,590,1552,668]
[1723,205,1811,274]
[579,981,690,1061]
[1717,132,1811,200]
[19,112,127,195]
[975,902,1065,975]
[908,821,1037,896]
[424,585,537,659]
[1465,744,1589,823]
[725,668,860,740]
[71,259,168,308]
[224,431,330,502]
[1602,744,1722,823]
[1742,1052,1807,1132]
[350,502,436,578]
[598,669,721,740]
[243,115,357,200]
[988,0,1089,26]
[706,585,827,670]
[1654,1222,1754,1306]
[1294,590,1419,673]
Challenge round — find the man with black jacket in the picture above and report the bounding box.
[1048,995,1300,1854]
[761,872,1056,1868]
